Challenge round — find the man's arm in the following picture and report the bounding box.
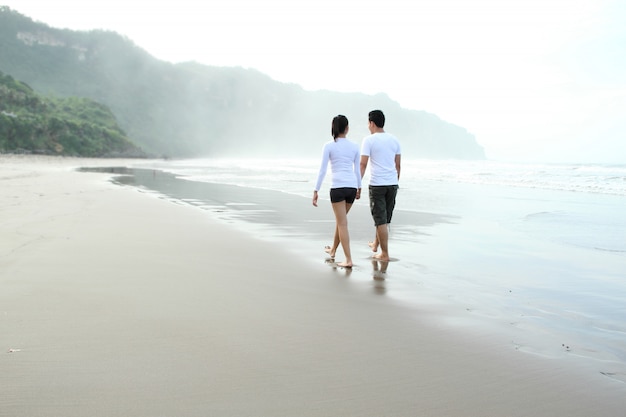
[360,155,369,178]
[395,154,401,180]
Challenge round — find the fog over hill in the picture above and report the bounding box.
[0,6,485,159]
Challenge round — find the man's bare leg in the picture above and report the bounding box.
[373,223,389,261]
[368,235,379,253]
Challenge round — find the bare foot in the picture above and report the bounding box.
[324,245,336,258]
[368,241,379,253]
[372,253,389,262]
[336,262,353,268]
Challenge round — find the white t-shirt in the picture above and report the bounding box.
[314,138,362,191]
[361,132,401,186]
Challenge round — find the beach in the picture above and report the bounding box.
[1,155,625,417]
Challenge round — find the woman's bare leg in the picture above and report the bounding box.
[325,227,340,258]
[331,201,353,267]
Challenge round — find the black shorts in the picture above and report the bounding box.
[369,185,398,226]
[330,187,357,204]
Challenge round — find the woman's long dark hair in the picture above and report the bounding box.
[331,115,349,141]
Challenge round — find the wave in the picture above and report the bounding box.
[401,160,626,197]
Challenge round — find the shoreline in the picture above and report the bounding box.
[1,155,624,416]
[85,159,626,380]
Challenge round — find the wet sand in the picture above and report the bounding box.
[1,155,624,416]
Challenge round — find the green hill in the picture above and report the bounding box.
[0,70,143,156]
[0,6,485,159]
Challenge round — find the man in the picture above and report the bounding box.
[360,110,401,261]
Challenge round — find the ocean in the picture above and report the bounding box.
[87,157,626,383]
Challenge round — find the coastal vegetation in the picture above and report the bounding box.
[0,6,485,159]
[0,70,143,156]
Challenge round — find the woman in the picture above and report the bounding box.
[312,115,361,268]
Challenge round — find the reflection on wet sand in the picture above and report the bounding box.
[371,259,389,295]
[325,258,354,277]
[372,259,389,280]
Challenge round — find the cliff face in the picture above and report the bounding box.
[0,7,485,159]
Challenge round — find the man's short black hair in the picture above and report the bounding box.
[368,110,385,128]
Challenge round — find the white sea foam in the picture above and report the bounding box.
[148,158,626,198]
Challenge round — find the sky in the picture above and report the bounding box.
[3,0,625,163]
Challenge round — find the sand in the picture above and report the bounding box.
[1,155,624,417]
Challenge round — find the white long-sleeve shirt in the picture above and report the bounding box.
[314,138,362,191]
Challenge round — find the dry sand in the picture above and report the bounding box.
[1,155,624,416]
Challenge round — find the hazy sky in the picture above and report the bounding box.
[4,0,625,163]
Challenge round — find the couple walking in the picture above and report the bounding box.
[312,110,401,268]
